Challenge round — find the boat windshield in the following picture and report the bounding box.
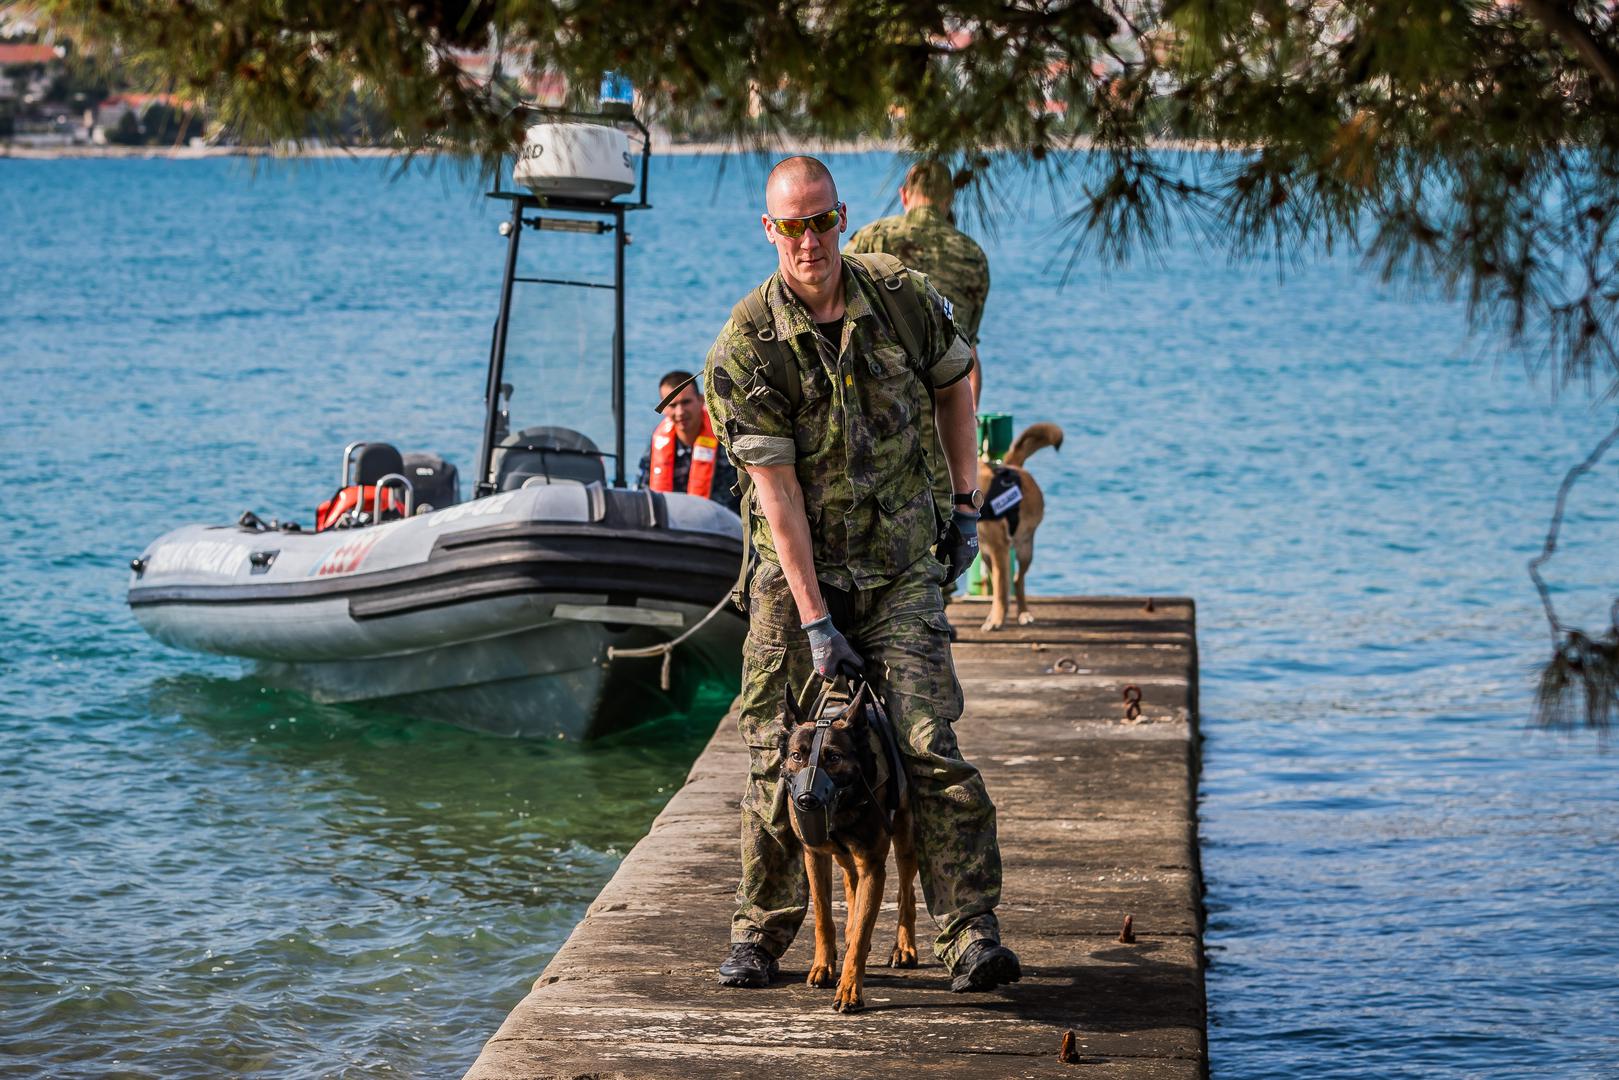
[498,222,619,460]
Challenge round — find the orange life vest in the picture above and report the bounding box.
[316,485,408,532]
[649,412,717,498]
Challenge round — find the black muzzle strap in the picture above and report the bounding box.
[788,680,841,847]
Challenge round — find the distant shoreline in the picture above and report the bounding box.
[2,136,1231,162]
[0,137,905,161]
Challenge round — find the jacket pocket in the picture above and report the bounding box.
[876,463,929,514]
[792,358,835,453]
[864,345,918,439]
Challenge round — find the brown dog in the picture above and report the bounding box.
[977,422,1064,631]
[781,682,917,1013]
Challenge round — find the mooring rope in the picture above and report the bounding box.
[606,590,733,691]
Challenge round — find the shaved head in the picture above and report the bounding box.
[761,155,846,299]
[766,155,838,216]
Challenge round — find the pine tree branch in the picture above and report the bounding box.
[1528,418,1619,647]
[1519,0,1619,91]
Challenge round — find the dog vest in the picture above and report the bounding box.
[981,466,1023,536]
[648,411,718,498]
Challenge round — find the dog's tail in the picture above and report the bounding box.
[1003,422,1064,468]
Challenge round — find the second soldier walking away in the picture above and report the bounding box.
[703,155,1021,994]
[845,160,990,404]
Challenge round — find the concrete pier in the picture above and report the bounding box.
[464,595,1203,1078]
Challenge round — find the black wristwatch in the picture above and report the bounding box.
[954,489,983,511]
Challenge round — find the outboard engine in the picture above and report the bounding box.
[403,452,459,512]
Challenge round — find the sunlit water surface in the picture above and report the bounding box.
[3,154,1617,1077]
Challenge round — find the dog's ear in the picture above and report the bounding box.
[782,682,810,728]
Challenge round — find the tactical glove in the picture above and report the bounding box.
[942,509,980,586]
[802,615,864,678]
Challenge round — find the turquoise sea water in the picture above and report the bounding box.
[3,153,1618,1077]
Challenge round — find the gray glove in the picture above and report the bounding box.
[941,509,980,586]
[802,615,864,678]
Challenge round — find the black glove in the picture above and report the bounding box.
[941,509,980,586]
[802,615,864,678]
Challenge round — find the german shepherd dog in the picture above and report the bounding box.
[977,422,1064,631]
[781,679,916,1013]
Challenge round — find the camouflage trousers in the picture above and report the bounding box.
[730,554,1002,969]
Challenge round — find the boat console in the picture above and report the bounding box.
[493,426,607,489]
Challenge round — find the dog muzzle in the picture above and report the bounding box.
[788,715,843,848]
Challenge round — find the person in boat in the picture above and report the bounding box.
[636,369,740,513]
[703,155,1021,994]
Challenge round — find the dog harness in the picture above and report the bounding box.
[787,678,909,850]
[980,466,1024,536]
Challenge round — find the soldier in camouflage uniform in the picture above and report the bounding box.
[846,161,991,578]
[845,160,990,403]
[705,156,1021,995]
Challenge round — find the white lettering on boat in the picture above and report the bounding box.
[146,540,248,578]
[425,491,520,528]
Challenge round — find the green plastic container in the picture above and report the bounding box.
[968,412,1014,595]
[978,412,1014,462]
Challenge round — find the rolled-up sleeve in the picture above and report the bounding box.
[914,276,975,389]
[703,319,797,468]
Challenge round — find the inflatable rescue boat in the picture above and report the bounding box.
[127,109,745,739]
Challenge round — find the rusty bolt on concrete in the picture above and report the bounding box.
[1059,1030,1082,1064]
[1118,914,1136,943]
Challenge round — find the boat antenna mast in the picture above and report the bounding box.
[476,100,652,498]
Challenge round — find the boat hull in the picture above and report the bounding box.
[128,485,745,738]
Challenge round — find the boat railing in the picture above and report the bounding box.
[374,473,415,520]
[342,441,368,486]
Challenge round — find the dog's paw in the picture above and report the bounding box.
[806,960,837,988]
[980,614,1003,632]
[832,979,865,1014]
[888,942,918,968]
[1017,611,1036,625]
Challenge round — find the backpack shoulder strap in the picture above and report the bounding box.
[843,251,928,364]
[722,283,806,613]
[730,286,801,414]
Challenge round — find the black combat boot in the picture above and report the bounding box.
[717,942,779,988]
[949,939,1022,992]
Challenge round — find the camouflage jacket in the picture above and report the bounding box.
[845,206,990,345]
[703,259,974,591]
